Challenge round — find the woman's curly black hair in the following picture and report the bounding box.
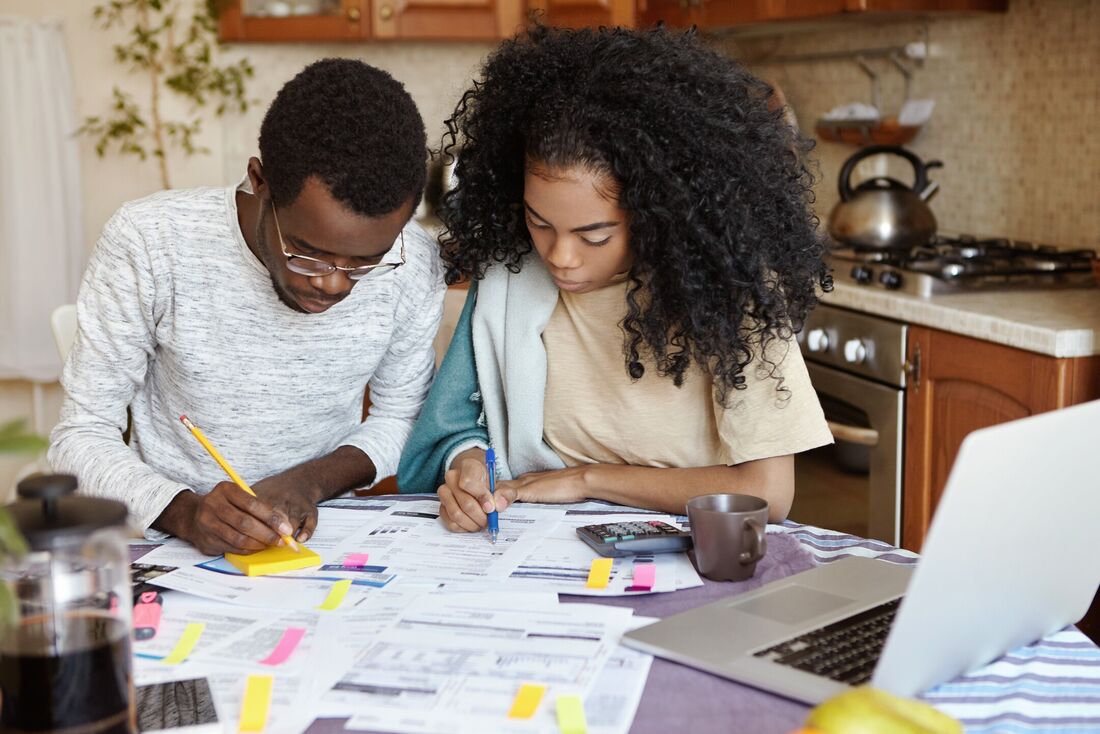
[439,24,831,404]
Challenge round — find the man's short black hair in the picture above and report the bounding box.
[259,58,427,217]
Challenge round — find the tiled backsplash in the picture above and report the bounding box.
[717,0,1100,251]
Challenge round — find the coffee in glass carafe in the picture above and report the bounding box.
[0,474,135,734]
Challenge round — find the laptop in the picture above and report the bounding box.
[623,398,1100,703]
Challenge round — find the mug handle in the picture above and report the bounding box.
[739,518,767,565]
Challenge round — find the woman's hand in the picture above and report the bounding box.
[437,448,491,532]
[492,466,590,512]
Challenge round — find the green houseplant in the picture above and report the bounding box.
[0,420,42,627]
[78,0,254,189]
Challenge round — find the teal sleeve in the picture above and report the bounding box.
[396,283,487,493]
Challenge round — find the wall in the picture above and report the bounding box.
[721,0,1100,251]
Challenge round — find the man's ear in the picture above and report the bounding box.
[247,157,269,199]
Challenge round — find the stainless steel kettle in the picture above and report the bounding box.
[827,145,943,251]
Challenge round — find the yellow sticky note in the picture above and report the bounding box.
[556,695,588,734]
[225,544,322,576]
[585,558,613,589]
[507,683,547,719]
[316,579,352,611]
[162,622,205,665]
[238,674,273,732]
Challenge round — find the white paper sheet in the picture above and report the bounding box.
[148,565,380,612]
[343,500,566,585]
[331,593,634,733]
[503,512,702,596]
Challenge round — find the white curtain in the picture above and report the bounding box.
[0,16,84,382]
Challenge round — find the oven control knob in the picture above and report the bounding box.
[806,328,830,353]
[843,338,868,364]
[879,270,903,290]
[850,265,873,284]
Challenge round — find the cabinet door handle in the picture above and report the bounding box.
[379,3,394,19]
[347,6,361,21]
[904,342,922,391]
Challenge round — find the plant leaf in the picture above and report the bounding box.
[0,420,47,455]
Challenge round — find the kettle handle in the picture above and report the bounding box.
[838,145,934,202]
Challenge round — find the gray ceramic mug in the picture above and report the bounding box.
[686,493,769,582]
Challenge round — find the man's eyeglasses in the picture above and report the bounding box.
[270,202,405,281]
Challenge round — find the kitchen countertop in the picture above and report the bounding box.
[822,282,1100,358]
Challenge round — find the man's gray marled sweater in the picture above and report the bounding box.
[49,184,445,536]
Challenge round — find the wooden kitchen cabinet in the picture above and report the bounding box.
[527,0,635,29]
[217,0,1005,41]
[902,325,1100,551]
[218,0,524,41]
[641,0,1007,30]
[218,0,370,42]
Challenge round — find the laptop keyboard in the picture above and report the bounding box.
[752,598,900,685]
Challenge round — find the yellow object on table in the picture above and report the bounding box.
[585,558,613,589]
[507,683,547,719]
[239,674,274,732]
[805,686,962,734]
[225,544,322,576]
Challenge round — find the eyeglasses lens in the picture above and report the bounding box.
[286,257,333,278]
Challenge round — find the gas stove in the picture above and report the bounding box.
[829,234,1098,297]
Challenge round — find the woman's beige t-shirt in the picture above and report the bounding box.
[541,281,833,468]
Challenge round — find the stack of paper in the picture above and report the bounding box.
[136,498,696,733]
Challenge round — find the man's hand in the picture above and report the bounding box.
[437,448,491,533]
[156,485,295,556]
[251,467,322,543]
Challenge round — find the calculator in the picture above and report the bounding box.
[576,520,693,558]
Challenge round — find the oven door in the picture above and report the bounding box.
[791,362,903,545]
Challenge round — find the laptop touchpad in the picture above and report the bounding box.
[729,586,856,626]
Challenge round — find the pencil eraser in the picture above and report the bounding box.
[225,544,322,576]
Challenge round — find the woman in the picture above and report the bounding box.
[398,24,833,532]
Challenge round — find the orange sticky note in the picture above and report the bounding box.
[225,544,321,576]
[238,674,273,732]
[585,558,613,589]
[507,683,547,719]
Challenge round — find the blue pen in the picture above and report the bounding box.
[486,448,499,544]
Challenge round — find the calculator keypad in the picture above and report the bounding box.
[576,521,692,557]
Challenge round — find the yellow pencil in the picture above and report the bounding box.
[179,415,300,553]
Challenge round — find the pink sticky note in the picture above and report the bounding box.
[343,553,370,569]
[259,627,307,666]
[626,563,656,592]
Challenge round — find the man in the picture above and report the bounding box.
[49,59,444,555]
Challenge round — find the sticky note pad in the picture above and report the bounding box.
[343,553,370,569]
[316,579,353,611]
[225,544,322,577]
[507,683,546,719]
[162,622,205,665]
[625,562,656,592]
[259,627,306,666]
[556,695,588,734]
[239,674,274,732]
[585,558,613,589]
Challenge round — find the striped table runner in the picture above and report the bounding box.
[773,522,1100,733]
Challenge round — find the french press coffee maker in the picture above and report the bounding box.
[0,474,135,733]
